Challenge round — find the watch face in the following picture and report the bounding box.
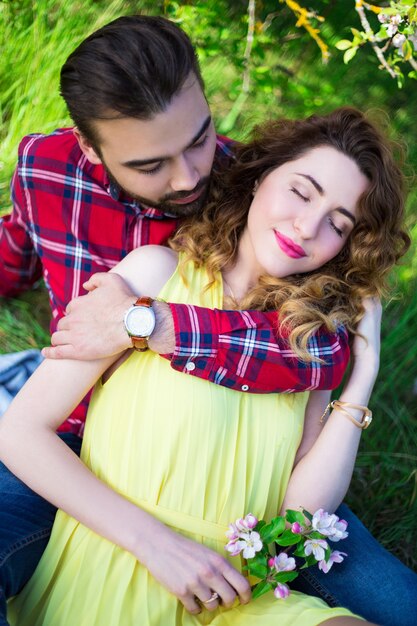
[125,306,155,337]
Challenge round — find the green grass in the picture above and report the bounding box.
[1,0,416,575]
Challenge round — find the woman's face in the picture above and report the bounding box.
[241,145,370,280]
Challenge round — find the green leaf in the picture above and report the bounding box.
[397,71,404,88]
[247,559,268,580]
[335,39,352,51]
[344,47,358,64]
[350,28,362,39]
[293,543,307,557]
[408,70,417,79]
[252,580,272,600]
[274,571,299,584]
[285,510,306,525]
[260,517,286,544]
[302,509,313,523]
[275,529,302,547]
[408,7,417,23]
[402,39,413,60]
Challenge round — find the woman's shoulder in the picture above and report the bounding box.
[111,245,178,298]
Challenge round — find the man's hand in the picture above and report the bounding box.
[42,272,175,361]
[42,273,134,360]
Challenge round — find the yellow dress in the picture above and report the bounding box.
[9,258,357,625]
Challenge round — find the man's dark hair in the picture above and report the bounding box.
[60,15,204,145]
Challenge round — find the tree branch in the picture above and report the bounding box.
[355,0,397,79]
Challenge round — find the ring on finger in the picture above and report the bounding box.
[202,592,219,605]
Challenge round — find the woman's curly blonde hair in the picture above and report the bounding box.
[171,107,410,361]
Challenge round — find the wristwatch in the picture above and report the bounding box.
[123,296,156,352]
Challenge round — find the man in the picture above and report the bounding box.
[0,15,415,626]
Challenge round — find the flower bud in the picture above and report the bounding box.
[274,582,290,599]
[291,522,303,534]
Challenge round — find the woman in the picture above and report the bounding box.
[0,107,409,625]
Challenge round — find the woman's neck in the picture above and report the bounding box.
[222,230,262,303]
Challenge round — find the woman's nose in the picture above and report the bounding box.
[293,212,321,240]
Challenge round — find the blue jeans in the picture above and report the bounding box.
[1,439,416,626]
[0,433,81,626]
[292,503,417,624]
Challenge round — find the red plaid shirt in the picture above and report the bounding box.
[0,128,349,435]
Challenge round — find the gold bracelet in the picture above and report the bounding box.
[320,400,372,430]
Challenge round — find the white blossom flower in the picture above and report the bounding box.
[236,531,263,559]
[304,539,329,562]
[386,23,399,37]
[328,519,349,542]
[311,509,348,541]
[311,509,339,536]
[318,550,348,573]
[393,33,406,48]
[271,552,296,573]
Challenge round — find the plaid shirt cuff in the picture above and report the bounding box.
[165,303,350,393]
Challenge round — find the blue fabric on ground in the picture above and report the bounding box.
[0,350,43,416]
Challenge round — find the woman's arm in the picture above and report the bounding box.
[282,297,381,514]
[0,245,250,613]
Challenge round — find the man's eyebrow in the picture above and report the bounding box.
[122,116,212,168]
[296,173,356,225]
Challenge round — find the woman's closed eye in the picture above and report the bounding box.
[328,217,344,238]
[290,187,310,203]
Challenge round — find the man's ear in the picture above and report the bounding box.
[73,128,102,165]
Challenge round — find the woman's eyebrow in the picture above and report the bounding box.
[295,173,356,225]
[295,173,324,195]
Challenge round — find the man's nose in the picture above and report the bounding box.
[169,154,199,192]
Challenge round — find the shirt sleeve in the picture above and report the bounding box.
[164,304,350,393]
[0,168,42,296]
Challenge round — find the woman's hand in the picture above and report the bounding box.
[136,524,251,614]
[351,296,382,384]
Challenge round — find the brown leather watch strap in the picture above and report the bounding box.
[133,296,154,308]
[131,337,149,352]
[129,296,155,352]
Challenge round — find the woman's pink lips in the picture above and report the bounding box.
[274,230,306,258]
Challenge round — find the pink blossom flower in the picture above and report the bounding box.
[391,14,403,26]
[225,538,243,556]
[271,552,296,573]
[235,513,258,532]
[291,522,304,534]
[329,519,348,542]
[225,523,240,542]
[274,582,290,599]
[318,550,348,573]
[378,13,389,24]
[304,539,328,562]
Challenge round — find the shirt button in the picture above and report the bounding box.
[186,362,196,372]
[241,384,249,391]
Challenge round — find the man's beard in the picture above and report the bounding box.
[104,166,210,218]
